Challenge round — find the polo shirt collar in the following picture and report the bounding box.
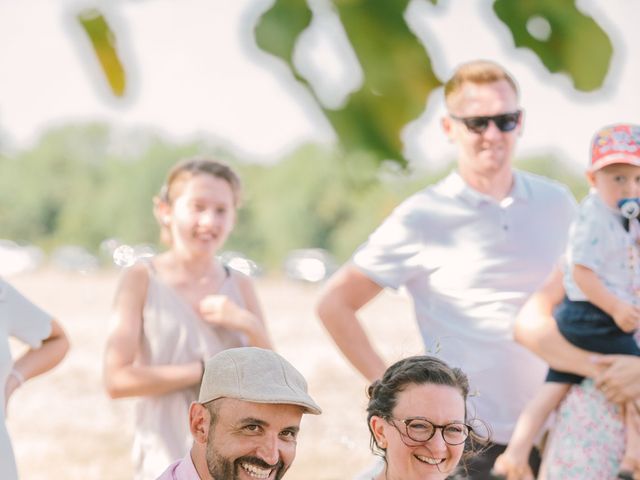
[437,169,531,207]
[174,453,201,480]
[589,188,620,216]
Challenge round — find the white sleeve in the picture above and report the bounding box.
[568,206,607,272]
[0,279,52,348]
[352,199,425,290]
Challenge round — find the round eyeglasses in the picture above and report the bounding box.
[385,416,471,446]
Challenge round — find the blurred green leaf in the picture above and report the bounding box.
[255,0,440,166]
[254,0,312,79]
[328,0,441,165]
[77,8,126,97]
[493,0,612,91]
[255,0,613,164]
[67,2,613,169]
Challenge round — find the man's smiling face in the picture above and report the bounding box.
[205,399,304,480]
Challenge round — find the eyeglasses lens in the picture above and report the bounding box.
[405,419,435,441]
[442,424,469,444]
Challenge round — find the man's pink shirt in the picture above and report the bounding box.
[156,453,201,480]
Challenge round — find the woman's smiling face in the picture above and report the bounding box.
[371,383,467,480]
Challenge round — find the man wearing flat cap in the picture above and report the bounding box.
[157,347,321,480]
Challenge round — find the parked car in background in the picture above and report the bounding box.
[101,238,156,268]
[51,245,99,272]
[283,248,336,283]
[219,251,261,277]
[0,239,44,276]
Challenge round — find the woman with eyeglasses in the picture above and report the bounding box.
[359,355,489,480]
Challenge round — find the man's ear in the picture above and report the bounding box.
[189,403,211,444]
[441,115,454,140]
[586,170,597,187]
[369,416,389,450]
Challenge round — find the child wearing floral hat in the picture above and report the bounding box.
[494,123,640,480]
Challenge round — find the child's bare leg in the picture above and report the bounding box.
[493,383,570,479]
[618,401,640,477]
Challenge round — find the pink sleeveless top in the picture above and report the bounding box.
[132,263,247,480]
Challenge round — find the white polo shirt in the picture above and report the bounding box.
[353,169,577,443]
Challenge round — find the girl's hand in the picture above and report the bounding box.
[199,294,254,332]
[612,301,640,333]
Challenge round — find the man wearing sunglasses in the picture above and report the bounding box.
[317,60,577,479]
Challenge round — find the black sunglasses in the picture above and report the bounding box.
[449,110,522,134]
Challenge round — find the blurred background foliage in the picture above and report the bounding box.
[0,123,588,271]
[78,1,613,166]
[256,0,611,164]
[77,9,127,97]
[492,0,612,92]
[256,0,441,166]
[1,1,609,272]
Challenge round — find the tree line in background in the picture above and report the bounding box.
[78,1,613,166]
[0,123,588,271]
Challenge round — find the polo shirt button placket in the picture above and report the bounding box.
[499,207,509,237]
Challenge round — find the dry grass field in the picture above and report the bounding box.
[6,269,423,480]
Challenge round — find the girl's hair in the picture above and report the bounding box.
[366,355,489,463]
[155,157,242,244]
[158,157,242,207]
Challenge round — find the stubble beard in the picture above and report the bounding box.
[205,442,288,480]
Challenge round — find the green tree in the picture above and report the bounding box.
[75,2,613,166]
[255,0,612,164]
[1,123,588,270]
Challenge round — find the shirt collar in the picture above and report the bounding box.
[436,169,531,207]
[588,189,621,216]
[173,453,201,480]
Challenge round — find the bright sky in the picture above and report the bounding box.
[1,0,638,170]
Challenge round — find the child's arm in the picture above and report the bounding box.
[515,267,640,403]
[573,264,640,333]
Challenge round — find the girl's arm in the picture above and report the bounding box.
[198,272,272,349]
[103,264,203,398]
[513,266,600,378]
[233,273,272,348]
[5,319,69,405]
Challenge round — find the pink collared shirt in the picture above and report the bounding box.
[156,453,201,480]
